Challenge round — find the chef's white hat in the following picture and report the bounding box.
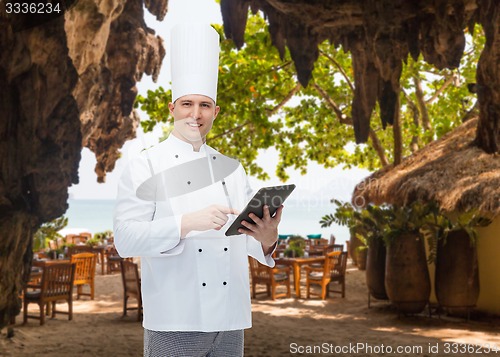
[170,23,220,103]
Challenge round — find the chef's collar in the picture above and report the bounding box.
[167,133,207,155]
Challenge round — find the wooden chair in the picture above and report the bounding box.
[120,260,142,321]
[305,251,348,300]
[106,246,124,274]
[316,238,329,246]
[248,257,291,300]
[323,243,344,255]
[66,233,91,245]
[70,252,97,300]
[23,262,76,325]
[327,251,348,297]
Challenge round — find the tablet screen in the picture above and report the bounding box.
[225,184,296,236]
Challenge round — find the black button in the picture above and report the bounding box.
[175,155,179,158]
[224,248,228,251]
[222,181,226,185]
[198,249,202,252]
[213,156,216,160]
[223,282,227,285]
[202,283,206,287]
[187,181,191,185]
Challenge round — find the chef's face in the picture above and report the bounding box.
[169,94,220,151]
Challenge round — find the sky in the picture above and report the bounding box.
[68,0,370,202]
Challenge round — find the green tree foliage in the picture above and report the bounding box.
[33,216,68,251]
[135,12,483,180]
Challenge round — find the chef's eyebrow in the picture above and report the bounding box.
[177,99,214,106]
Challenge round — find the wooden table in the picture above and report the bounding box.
[274,256,325,298]
[91,245,109,275]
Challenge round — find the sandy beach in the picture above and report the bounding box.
[1,262,499,357]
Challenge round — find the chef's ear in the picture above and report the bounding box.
[214,105,220,119]
[168,102,175,116]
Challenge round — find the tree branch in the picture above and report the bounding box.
[402,88,421,153]
[312,83,351,124]
[314,83,389,166]
[392,101,403,165]
[425,73,456,105]
[272,61,293,72]
[266,83,301,116]
[318,49,355,92]
[211,83,300,140]
[369,129,390,167]
[211,121,251,140]
[413,75,432,131]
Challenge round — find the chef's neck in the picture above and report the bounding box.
[172,130,205,152]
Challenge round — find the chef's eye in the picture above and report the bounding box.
[201,103,211,108]
[181,102,192,107]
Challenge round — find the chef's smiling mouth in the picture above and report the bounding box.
[187,122,202,127]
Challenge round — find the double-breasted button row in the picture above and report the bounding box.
[201,282,228,286]
[197,248,228,252]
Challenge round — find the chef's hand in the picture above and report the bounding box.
[239,205,283,255]
[181,205,239,238]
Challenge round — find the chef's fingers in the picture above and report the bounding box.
[272,205,284,222]
[238,227,252,235]
[214,224,223,231]
[250,205,278,224]
[214,205,240,215]
[248,210,264,225]
[262,205,273,220]
[240,220,256,233]
[212,215,227,226]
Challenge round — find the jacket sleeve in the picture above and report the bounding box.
[113,153,185,258]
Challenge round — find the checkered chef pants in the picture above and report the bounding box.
[144,329,244,357]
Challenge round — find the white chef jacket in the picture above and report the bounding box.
[113,134,275,332]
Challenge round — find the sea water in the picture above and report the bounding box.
[65,199,349,246]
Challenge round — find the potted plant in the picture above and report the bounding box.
[284,235,306,258]
[422,209,491,316]
[33,216,68,253]
[359,205,390,301]
[321,200,368,269]
[382,201,434,314]
[94,230,113,245]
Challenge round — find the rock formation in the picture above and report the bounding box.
[221,0,500,151]
[0,0,166,327]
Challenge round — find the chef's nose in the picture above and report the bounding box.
[192,105,202,119]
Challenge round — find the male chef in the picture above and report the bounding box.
[113,23,281,356]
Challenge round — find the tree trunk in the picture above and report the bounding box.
[392,97,403,165]
[475,0,500,154]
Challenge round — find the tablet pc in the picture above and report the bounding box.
[225,184,296,236]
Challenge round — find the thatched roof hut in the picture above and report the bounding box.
[352,117,500,216]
